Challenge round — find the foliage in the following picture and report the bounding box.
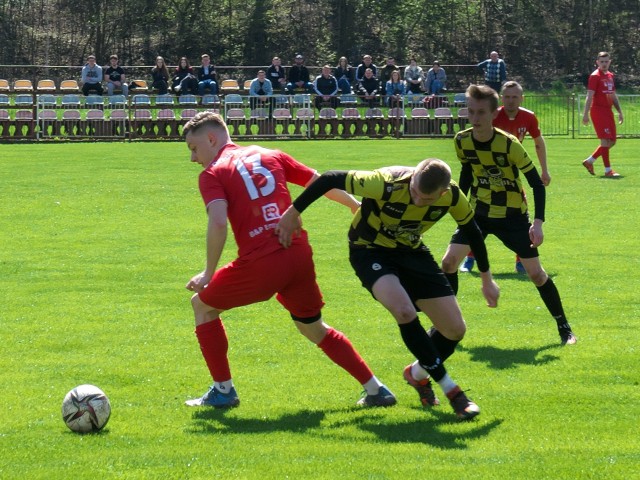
[0,0,639,88]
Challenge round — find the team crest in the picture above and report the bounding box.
[495,154,508,167]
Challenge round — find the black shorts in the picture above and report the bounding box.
[450,214,539,259]
[349,246,454,303]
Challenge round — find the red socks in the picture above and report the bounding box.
[318,328,373,384]
[195,318,231,382]
[592,146,610,167]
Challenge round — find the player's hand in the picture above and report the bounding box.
[529,220,544,248]
[186,271,210,293]
[541,171,551,186]
[582,115,590,126]
[480,272,499,308]
[618,112,624,125]
[275,206,302,248]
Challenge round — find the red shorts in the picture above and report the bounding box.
[198,241,324,319]
[591,107,616,140]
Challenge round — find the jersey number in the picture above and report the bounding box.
[234,154,276,200]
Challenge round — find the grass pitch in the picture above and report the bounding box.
[0,138,638,479]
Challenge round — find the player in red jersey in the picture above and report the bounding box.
[183,111,396,408]
[461,81,549,274]
[581,51,624,177]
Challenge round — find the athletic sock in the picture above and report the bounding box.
[445,271,459,295]
[195,318,232,382]
[584,155,595,163]
[592,146,606,159]
[536,278,572,331]
[601,147,611,168]
[213,380,234,393]
[429,328,460,362]
[436,373,457,396]
[317,328,374,385]
[398,318,446,382]
[363,376,384,395]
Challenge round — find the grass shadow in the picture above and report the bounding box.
[458,343,560,369]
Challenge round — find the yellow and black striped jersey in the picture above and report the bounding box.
[344,166,475,249]
[454,127,533,218]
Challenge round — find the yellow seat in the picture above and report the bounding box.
[37,79,57,92]
[243,79,252,91]
[130,79,149,93]
[59,80,80,92]
[13,79,34,92]
[220,79,240,93]
[0,79,10,92]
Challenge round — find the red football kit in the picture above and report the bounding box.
[493,106,541,141]
[197,143,324,317]
[587,68,616,139]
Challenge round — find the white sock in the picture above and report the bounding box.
[585,156,595,164]
[363,376,384,395]
[410,361,430,381]
[436,374,457,396]
[605,167,612,173]
[214,380,234,393]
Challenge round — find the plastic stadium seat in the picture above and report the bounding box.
[13,79,34,92]
[37,79,57,93]
[59,80,80,93]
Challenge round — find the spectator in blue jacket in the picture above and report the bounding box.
[81,55,103,96]
[286,54,312,93]
[477,51,507,92]
[249,70,275,114]
[313,65,340,110]
[385,69,405,107]
[197,54,218,96]
[425,61,447,95]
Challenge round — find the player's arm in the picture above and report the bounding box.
[532,135,550,186]
[612,93,624,124]
[458,163,473,195]
[277,171,348,248]
[582,90,594,124]
[523,168,546,248]
[306,172,360,214]
[186,200,228,293]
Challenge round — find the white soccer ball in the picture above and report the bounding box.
[61,384,111,433]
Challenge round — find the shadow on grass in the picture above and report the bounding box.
[354,414,503,448]
[459,343,560,369]
[188,408,328,435]
[188,407,503,449]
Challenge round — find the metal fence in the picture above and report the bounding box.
[1,92,639,142]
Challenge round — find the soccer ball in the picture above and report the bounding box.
[61,384,111,433]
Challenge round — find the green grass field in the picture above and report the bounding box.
[0,139,638,479]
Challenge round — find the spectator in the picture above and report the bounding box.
[581,51,624,177]
[425,61,447,95]
[379,56,399,95]
[334,56,354,94]
[286,54,312,93]
[151,56,170,95]
[355,54,377,82]
[404,57,424,94]
[477,51,507,92]
[357,68,381,108]
[357,68,380,108]
[313,65,340,110]
[104,54,128,97]
[385,69,405,107]
[183,111,396,409]
[81,54,103,96]
[172,57,198,95]
[248,69,275,114]
[197,54,218,96]
[266,56,287,94]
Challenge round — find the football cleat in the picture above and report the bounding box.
[460,255,475,273]
[582,160,595,175]
[604,170,620,178]
[356,385,397,407]
[560,330,578,346]
[185,385,240,408]
[515,260,527,274]
[403,365,440,407]
[447,386,480,420]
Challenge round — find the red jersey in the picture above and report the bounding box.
[199,143,315,260]
[493,106,541,142]
[587,69,616,108]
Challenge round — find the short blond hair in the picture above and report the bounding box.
[183,111,228,136]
